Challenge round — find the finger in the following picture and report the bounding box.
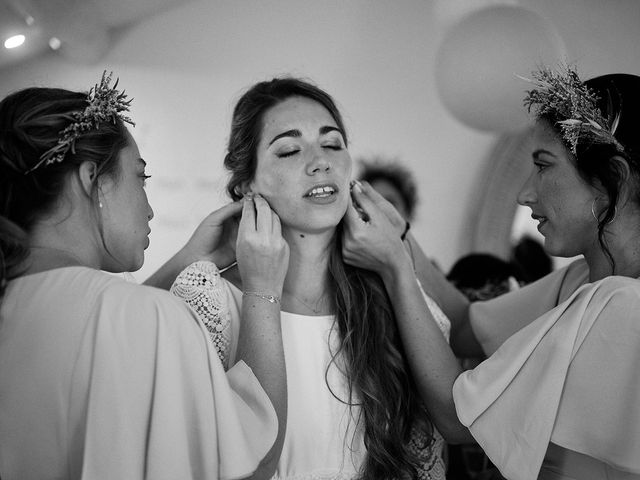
[272,210,282,238]
[344,197,365,229]
[239,195,256,233]
[350,182,382,221]
[203,200,243,224]
[253,194,272,233]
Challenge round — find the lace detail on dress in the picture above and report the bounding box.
[409,427,447,480]
[170,261,231,368]
[271,473,354,480]
[417,280,451,343]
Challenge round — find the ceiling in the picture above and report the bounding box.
[0,0,191,70]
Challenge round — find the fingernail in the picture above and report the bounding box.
[244,191,254,199]
[352,180,362,193]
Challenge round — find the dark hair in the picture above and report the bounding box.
[511,236,552,283]
[447,253,523,301]
[0,87,129,299]
[224,77,432,479]
[541,74,640,272]
[357,157,418,220]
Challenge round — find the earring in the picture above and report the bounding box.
[99,201,103,208]
[591,199,617,224]
[591,199,598,222]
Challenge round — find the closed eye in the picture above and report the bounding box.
[534,162,549,172]
[277,149,299,158]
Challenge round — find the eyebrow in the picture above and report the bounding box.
[267,126,345,146]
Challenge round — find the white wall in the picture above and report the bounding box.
[2,0,639,280]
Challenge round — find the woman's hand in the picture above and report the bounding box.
[237,194,289,296]
[144,201,243,289]
[342,181,411,278]
[355,180,407,235]
[181,201,243,268]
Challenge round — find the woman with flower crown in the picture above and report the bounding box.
[0,73,289,479]
[341,68,640,479]
[170,77,450,479]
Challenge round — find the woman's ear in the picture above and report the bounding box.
[235,180,254,197]
[77,161,99,198]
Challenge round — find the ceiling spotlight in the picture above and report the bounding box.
[49,37,61,50]
[4,34,26,49]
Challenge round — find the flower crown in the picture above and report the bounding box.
[26,71,135,174]
[521,65,623,155]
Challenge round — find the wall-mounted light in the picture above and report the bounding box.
[4,34,25,49]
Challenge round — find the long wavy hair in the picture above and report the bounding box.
[541,74,640,272]
[0,87,128,300]
[224,77,433,479]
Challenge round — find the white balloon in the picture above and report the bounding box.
[435,5,566,132]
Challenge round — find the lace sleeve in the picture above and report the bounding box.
[170,261,232,369]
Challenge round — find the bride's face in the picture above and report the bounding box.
[249,95,352,234]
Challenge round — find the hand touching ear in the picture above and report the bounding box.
[237,194,289,296]
[342,181,409,275]
[182,201,243,268]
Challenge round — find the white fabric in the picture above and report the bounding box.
[172,261,450,479]
[469,258,589,356]
[454,275,640,480]
[0,267,277,480]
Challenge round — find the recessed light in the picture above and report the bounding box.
[4,34,26,49]
[49,37,61,50]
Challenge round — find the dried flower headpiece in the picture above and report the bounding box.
[521,65,623,155]
[26,71,135,174]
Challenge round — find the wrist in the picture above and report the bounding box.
[379,251,414,285]
[242,290,281,304]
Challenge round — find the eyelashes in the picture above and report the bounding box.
[276,145,343,158]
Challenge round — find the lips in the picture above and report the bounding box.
[304,183,338,198]
[531,213,548,231]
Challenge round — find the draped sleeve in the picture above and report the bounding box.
[77,281,277,480]
[469,258,589,355]
[453,276,640,480]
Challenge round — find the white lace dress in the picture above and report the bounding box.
[171,261,451,480]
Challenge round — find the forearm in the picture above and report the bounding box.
[404,233,483,357]
[381,254,473,443]
[236,296,287,479]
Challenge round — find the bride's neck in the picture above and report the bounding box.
[283,229,334,294]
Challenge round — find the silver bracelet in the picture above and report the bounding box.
[242,291,281,304]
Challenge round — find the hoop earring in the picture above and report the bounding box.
[591,199,617,224]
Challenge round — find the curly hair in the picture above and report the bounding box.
[224,77,433,479]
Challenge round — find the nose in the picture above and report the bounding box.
[307,147,331,175]
[517,170,537,206]
[147,204,154,221]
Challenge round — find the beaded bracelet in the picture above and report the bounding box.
[243,291,281,304]
[401,221,411,241]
